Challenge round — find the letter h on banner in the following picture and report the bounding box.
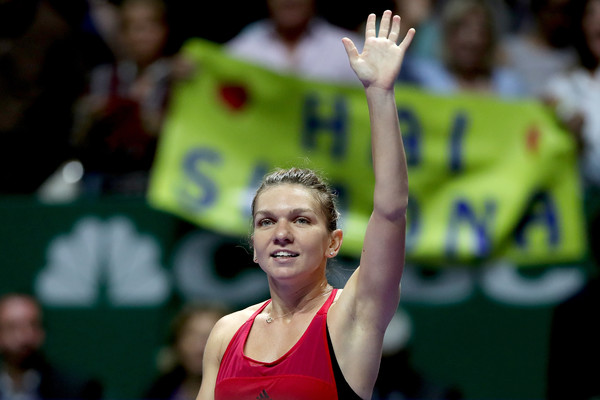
[301,94,348,160]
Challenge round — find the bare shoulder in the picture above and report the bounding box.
[199,302,268,400]
[210,302,266,351]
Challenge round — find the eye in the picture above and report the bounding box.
[257,218,274,227]
[295,217,310,224]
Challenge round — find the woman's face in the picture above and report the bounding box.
[446,6,491,74]
[583,0,600,61]
[537,0,573,48]
[252,184,338,283]
[121,1,168,66]
[267,0,315,32]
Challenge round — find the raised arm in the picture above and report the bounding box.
[340,11,413,331]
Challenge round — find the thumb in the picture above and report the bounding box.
[342,37,359,60]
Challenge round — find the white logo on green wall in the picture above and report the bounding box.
[35,216,171,307]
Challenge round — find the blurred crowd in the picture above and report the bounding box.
[2,0,598,276]
[1,0,599,399]
[1,0,599,200]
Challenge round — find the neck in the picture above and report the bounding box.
[450,65,492,89]
[2,364,29,388]
[267,280,332,320]
[275,22,310,49]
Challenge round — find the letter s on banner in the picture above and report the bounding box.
[179,148,222,211]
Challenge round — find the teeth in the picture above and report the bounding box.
[273,251,298,257]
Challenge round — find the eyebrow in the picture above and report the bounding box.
[254,208,315,217]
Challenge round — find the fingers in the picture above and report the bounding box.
[399,27,416,51]
[388,15,401,44]
[363,10,415,49]
[342,37,359,60]
[370,11,406,45]
[379,10,392,38]
[365,13,376,40]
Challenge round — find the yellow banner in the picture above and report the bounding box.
[148,39,585,266]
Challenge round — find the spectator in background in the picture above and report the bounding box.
[542,0,600,190]
[392,0,439,62]
[225,0,363,83]
[502,0,537,34]
[410,0,525,97]
[72,0,179,195]
[542,0,600,276]
[0,293,103,400]
[143,303,228,400]
[0,0,86,194]
[544,3,600,394]
[80,0,122,68]
[500,0,577,97]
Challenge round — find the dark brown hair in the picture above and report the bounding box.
[572,0,600,71]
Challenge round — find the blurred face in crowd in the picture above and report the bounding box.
[583,0,600,60]
[0,296,45,368]
[120,0,169,67]
[393,0,433,28]
[267,0,316,33]
[446,4,493,76]
[537,0,573,47]
[175,311,221,377]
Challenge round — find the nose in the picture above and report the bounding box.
[273,220,293,244]
[15,323,40,346]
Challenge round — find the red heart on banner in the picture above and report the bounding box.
[219,84,248,111]
[526,124,541,154]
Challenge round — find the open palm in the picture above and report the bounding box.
[343,10,415,90]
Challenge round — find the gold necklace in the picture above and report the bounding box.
[265,285,332,324]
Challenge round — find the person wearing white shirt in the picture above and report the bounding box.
[225,0,363,84]
[543,0,600,188]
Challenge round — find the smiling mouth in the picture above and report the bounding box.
[271,251,299,258]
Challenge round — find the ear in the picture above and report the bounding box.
[327,229,343,258]
[251,235,258,263]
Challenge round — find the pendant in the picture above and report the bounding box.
[266,316,274,323]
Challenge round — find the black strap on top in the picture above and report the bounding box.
[326,324,364,400]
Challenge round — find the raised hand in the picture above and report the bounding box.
[342,10,415,90]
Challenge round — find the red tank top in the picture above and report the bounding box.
[215,289,341,400]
